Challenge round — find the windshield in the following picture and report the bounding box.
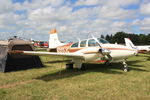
[88,39,99,47]
[97,38,109,44]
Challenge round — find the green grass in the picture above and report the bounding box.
[0,54,150,100]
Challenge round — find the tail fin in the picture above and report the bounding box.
[124,38,135,48]
[49,29,64,48]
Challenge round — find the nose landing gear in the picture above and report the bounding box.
[123,60,128,72]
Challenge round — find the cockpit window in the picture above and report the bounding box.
[80,40,87,47]
[88,39,99,47]
[98,38,109,44]
[71,42,78,48]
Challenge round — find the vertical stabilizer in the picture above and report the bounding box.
[49,29,64,48]
[124,38,135,48]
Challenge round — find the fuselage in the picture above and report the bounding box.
[54,38,137,63]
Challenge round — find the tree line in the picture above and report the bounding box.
[101,32,150,45]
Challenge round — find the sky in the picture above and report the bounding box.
[0,0,150,41]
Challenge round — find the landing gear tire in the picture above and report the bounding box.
[66,63,73,70]
[80,64,86,71]
[123,67,128,72]
[104,61,111,66]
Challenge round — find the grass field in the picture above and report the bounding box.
[0,53,150,100]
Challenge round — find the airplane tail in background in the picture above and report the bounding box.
[124,38,135,49]
[49,29,65,49]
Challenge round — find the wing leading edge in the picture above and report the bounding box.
[12,51,84,59]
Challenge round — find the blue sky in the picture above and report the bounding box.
[12,0,31,3]
[0,0,150,41]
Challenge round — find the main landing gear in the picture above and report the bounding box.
[122,60,128,72]
[66,60,129,72]
[66,63,73,70]
[66,63,86,70]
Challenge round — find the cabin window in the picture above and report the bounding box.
[80,40,87,47]
[71,42,78,48]
[88,39,99,47]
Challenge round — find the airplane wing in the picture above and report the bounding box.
[12,51,84,59]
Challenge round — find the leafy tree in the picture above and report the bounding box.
[101,35,105,39]
[105,32,150,45]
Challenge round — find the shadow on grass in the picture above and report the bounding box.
[36,60,148,82]
[127,60,144,67]
[45,60,71,64]
[127,60,149,72]
[136,54,150,61]
[147,57,150,60]
[137,53,150,57]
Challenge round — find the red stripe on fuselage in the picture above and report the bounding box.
[58,43,73,48]
[56,45,135,53]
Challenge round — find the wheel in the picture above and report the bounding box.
[66,63,73,70]
[123,67,128,72]
[104,61,111,66]
[80,64,86,71]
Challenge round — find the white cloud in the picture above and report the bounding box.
[106,0,139,7]
[140,3,150,16]
[28,6,73,22]
[139,17,150,32]
[0,13,21,30]
[76,0,105,6]
[0,0,14,14]
[131,17,150,33]
[0,0,148,41]
[111,21,126,27]
[14,0,66,11]
[98,6,137,20]
[76,0,139,7]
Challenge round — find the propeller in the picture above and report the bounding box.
[93,37,112,61]
[99,48,112,61]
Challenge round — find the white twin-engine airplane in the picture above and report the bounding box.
[125,38,150,53]
[14,29,137,72]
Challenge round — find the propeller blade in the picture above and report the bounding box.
[92,37,112,61]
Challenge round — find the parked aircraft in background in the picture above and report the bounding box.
[39,41,48,48]
[125,38,150,53]
[12,29,137,72]
[34,41,49,48]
